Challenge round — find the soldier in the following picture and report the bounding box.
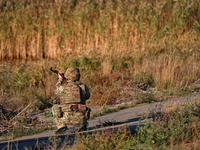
[52,67,91,134]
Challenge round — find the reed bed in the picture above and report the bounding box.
[0,0,199,59]
[1,1,200,144]
[0,0,200,107]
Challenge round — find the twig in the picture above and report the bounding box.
[9,103,32,123]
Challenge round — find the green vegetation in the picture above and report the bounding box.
[0,0,200,147]
[0,0,199,107]
[137,102,200,147]
[68,101,200,150]
[0,61,55,110]
[91,105,118,118]
[45,108,53,117]
[3,124,53,141]
[1,115,55,141]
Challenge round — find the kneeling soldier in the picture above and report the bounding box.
[52,67,91,134]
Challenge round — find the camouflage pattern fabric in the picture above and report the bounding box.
[64,67,80,81]
[53,67,90,131]
[60,81,82,104]
[55,80,90,105]
[52,104,87,129]
[55,78,64,95]
[79,82,90,104]
[52,104,66,129]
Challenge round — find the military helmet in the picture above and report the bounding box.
[64,67,80,81]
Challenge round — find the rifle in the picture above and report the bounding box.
[50,67,67,83]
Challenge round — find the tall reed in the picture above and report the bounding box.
[0,0,200,104]
[0,0,199,60]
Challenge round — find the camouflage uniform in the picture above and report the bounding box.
[52,67,90,133]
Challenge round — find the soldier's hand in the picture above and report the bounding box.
[58,74,63,79]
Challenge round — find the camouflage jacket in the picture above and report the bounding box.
[55,78,90,105]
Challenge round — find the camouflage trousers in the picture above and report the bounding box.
[52,104,87,129]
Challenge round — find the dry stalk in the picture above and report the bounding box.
[9,102,32,123]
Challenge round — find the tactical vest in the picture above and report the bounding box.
[60,81,82,105]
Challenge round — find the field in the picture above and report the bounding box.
[0,0,200,149]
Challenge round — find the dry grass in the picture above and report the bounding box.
[0,1,199,58]
[56,98,200,149]
[1,0,200,90]
[1,0,200,142]
[0,0,200,85]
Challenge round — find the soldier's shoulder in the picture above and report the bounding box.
[79,82,88,88]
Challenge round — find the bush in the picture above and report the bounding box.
[136,102,200,147]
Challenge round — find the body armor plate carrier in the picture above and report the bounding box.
[60,82,82,104]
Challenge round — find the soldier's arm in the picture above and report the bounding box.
[56,78,63,87]
[84,84,90,100]
[55,78,64,95]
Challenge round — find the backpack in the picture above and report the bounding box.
[60,81,82,104]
